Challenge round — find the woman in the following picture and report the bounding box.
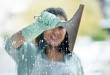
[5,7,84,75]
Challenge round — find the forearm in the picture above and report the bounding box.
[11,21,45,48]
[11,22,42,48]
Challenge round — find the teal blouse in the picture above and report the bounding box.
[5,37,84,75]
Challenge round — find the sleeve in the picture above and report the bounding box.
[72,53,84,75]
[77,57,84,75]
[5,36,27,64]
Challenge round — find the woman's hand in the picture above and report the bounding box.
[37,11,60,30]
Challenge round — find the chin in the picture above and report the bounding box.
[46,40,62,47]
[49,42,61,47]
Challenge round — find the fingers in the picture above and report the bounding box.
[40,11,60,28]
[43,12,60,27]
[41,11,55,26]
[51,17,60,27]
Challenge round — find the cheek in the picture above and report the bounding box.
[60,30,66,39]
[43,31,52,40]
[54,31,66,44]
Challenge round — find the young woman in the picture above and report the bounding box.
[5,7,84,75]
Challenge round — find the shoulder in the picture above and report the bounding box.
[64,52,82,66]
[65,53,81,61]
[71,53,81,62]
[64,53,84,75]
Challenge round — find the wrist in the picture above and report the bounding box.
[21,21,44,40]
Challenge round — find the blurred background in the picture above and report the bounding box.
[0,0,110,75]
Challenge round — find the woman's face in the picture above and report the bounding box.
[43,16,66,47]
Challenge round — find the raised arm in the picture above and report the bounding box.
[10,11,60,49]
[5,11,60,64]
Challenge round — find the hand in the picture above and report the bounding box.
[37,11,60,30]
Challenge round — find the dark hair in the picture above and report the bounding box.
[35,7,71,55]
[44,7,67,21]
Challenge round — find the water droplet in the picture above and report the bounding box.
[22,54,24,60]
[25,59,27,61]
[12,41,16,45]
[35,56,37,58]
[41,40,43,42]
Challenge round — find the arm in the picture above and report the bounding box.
[5,36,37,64]
[10,11,60,49]
[5,11,60,63]
[5,36,25,63]
[68,53,84,75]
[73,53,84,75]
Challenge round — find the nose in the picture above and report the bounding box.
[52,29,59,35]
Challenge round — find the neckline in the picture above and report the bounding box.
[41,50,66,63]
